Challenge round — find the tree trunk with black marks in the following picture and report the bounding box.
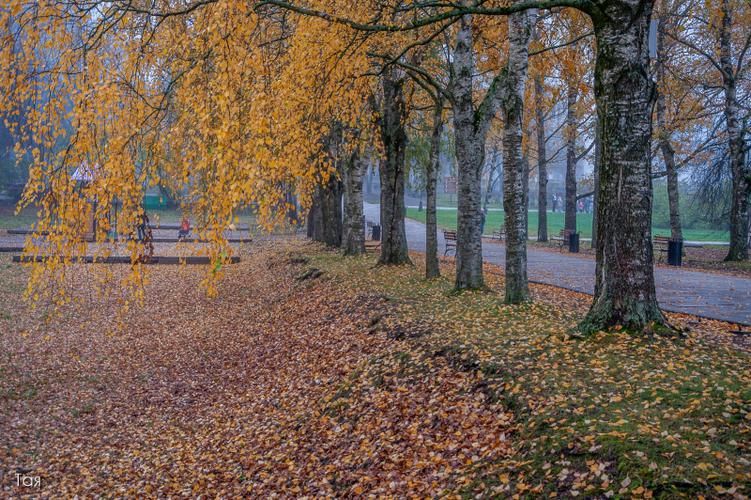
[342,148,366,255]
[664,143,682,241]
[378,70,411,265]
[452,14,486,290]
[564,84,578,234]
[426,98,443,278]
[720,0,749,261]
[535,75,549,242]
[483,147,500,213]
[308,176,342,247]
[307,195,320,239]
[501,10,533,304]
[451,7,533,293]
[580,0,666,333]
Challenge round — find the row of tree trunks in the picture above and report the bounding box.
[309,70,412,261]
[501,9,534,304]
[303,0,672,335]
[307,176,343,247]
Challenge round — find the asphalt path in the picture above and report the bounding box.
[364,203,751,326]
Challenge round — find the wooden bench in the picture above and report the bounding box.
[551,228,575,251]
[653,235,671,262]
[365,221,381,252]
[492,225,506,241]
[365,240,381,252]
[653,235,700,262]
[443,230,457,256]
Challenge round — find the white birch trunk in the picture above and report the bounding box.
[501,10,533,303]
[720,0,749,261]
[580,0,666,332]
[342,148,366,255]
[452,14,486,289]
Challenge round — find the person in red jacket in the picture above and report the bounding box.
[178,217,191,241]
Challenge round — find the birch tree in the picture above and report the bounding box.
[374,68,412,265]
[501,10,535,303]
[666,0,750,260]
[342,143,366,256]
[5,0,707,332]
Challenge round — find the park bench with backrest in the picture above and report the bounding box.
[653,235,671,262]
[492,224,505,241]
[653,235,706,263]
[551,228,575,251]
[443,229,457,255]
[364,240,381,252]
[365,221,381,252]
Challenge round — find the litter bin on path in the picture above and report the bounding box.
[568,232,580,253]
[667,239,683,266]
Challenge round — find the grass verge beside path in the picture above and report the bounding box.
[406,207,731,242]
[309,248,750,497]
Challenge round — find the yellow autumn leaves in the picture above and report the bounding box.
[0,0,384,300]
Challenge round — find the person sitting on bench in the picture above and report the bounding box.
[137,213,149,241]
[178,217,191,241]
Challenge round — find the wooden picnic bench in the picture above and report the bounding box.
[551,228,575,252]
[443,229,457,256]
[492,225,506,241]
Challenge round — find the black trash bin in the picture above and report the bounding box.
[568,232,580,253]
[667,239,683,266]
[371,224,381,241]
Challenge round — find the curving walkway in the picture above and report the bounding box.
[364,203,751,326]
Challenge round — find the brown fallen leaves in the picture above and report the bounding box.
[0,240,512,496]
[2,237,749,497]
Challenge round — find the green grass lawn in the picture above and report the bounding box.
[0,206,257,230]
[0,205,38,229]
[406,207,730,242]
